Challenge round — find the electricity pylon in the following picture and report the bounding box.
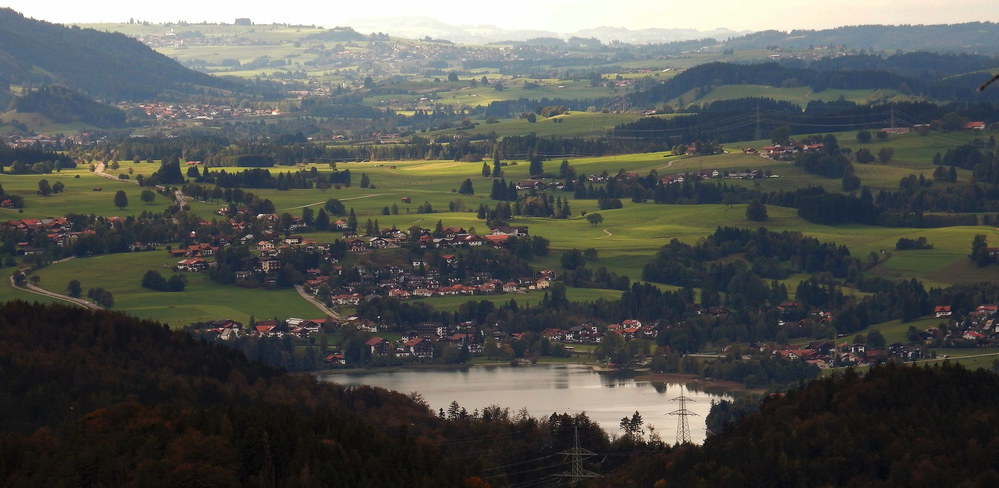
[555,426,600,486]
[668,394,698,445]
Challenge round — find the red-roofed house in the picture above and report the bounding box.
[366,337,392,356]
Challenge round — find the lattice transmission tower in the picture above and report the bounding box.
[668,394,698,445]
[555,426,600,486]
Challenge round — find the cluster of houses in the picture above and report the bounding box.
[4,133,93,149]
[311,263,559,306]
[763,302,999,368]
[169,216,556,304]
[121,102,283,121]
[340,318,659,365]
[197,312,665,367]
[515,179,566,191]
[937,304,999,347]
[4,217,102,254]
[339,224,529,252]
[766,340,926,368]
[659,168,766,185]
[196,294,999,369]
[754,141,826,160]
[540,319,658,343]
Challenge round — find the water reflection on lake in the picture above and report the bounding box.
[316,364,730,443]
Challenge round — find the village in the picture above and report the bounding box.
[7,198,999,372]
[187,296,999,370]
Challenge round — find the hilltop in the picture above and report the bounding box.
[0,8,259,102]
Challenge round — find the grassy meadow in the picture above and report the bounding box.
[27,251,320,327]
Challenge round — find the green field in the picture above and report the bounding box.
[25,251,321,328]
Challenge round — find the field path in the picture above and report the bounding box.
[598,228,613,238]
[93,162,139,184]
[295,285,339,318]
[10,273,100,310]
[281,193,392,211]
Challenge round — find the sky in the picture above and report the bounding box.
[2,0,998,33]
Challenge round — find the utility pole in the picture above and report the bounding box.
[555,426,600,486]
[668,394,698,445]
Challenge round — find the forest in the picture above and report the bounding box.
[593,362,999,487]
[4,300,999,487]
[0,300,681,487]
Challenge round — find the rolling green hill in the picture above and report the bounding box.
[0,8,252,102]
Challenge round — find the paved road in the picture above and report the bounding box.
[295,285,340,318]
[9,274,100,310]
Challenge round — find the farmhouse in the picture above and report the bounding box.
[176,257,207,272]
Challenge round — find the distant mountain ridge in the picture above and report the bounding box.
[0,8,246,101]
[723,23,999,54]
[344,16,999,53]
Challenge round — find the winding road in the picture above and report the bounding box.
[9,273,100,310]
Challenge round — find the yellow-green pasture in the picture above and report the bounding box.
[0,165,226,220]
[425,111,649,139]
[688,85,915,108]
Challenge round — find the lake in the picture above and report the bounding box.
[316,364,730,443]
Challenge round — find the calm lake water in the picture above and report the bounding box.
[316,364,729,443]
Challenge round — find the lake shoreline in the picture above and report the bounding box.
[317,362,729,442]
[319,361,760,394]
[634,372,762,394]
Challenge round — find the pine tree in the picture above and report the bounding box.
[347,208,358,232]
[490,179,503,200]
[315,208,329,230]
[459,178,475,195]
[529,155,544,176]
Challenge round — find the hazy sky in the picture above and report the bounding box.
[2,0,997,33]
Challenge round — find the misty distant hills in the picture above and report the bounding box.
[343,15,747,44]
[344,16,999,54]
[0,8,248,102]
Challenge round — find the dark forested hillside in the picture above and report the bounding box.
[595,362,999,487]
[722,23,999,54]
[629,59,999,110]
[0,300,482,486]
[0,8,250,101]
[9,85,125,128]
[0,300,676,487]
